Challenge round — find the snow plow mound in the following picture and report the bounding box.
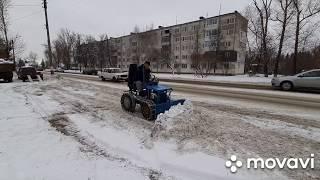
[151,100,193,137]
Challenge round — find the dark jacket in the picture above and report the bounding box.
[137,64,151,83]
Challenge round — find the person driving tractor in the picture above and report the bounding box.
[136,61,151,93]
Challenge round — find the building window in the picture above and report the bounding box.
[175,56,179,59]
[213,19,217,24]
[182,64,187,69]
[227,18,235,24]
[207,18,218,25]
[191,64,197,68]
[227,29,234,35]
[175,28,180,33]
[174,64,180,68]
[176,37,180,42]
[131,42,137,46]
[162,36,170,43]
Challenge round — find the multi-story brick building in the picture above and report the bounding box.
[79,11,248,75]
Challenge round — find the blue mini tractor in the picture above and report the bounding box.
[121,64,185,121]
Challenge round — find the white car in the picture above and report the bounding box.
[99,68,128,81]
[272,69,320,91]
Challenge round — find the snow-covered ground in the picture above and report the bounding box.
[154,73,273,85]
[1,76,319,180]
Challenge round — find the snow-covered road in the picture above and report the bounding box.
[55,72,320,109]
[1,77,319,180]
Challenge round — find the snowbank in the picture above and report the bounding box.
[152,100,193,137]
[155,73,273,84]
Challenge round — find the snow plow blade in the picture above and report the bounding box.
[155,99,185,115]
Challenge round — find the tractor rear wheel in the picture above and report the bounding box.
[121,93,136,112]
[141,100,156,121]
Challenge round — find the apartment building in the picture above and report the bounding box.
[91,11,248,75]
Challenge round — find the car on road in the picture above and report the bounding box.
[83,68,98,75]
[18,66,44,82]
[99,68,128,81]
[272,69,320,91]
[55,67,64,73]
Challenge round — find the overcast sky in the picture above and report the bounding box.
[10,0,252,60]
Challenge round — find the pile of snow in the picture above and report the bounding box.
[152,100,193,137]
[0,59,13,64]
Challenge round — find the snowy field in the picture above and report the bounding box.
[0,76,319,180]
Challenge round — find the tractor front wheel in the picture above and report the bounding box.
[141,101,156,121]
[121,93,136,112]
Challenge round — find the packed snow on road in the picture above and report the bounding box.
[1,76,319,180]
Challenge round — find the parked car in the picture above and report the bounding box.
[99,68,128,81]
[55,67,64,73]
[18,66,43,82]
[83,68,98,75]
[272,69,320,91]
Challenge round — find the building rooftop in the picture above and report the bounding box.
[110,11,247,40]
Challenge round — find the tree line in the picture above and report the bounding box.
[245,0,320,76]
[0,0,25,61]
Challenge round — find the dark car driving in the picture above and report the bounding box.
[83,68,98,75]
[18,66,44,82]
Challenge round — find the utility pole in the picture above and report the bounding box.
[43,0,53,67]
[106,37,112,67]
[11,40,15,65]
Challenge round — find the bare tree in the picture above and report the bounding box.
[138,31,161,72]
[273,0,294,77]
[27,51,38,65]
[0,0,10,57]
[253,0,273,77]
[190,22,213,77]
[97,34,111,70]
[244,5,263,74]
[292,0,320,74]
[190,28,205,77]
[10,34,25,58]
[51,29,78,68]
